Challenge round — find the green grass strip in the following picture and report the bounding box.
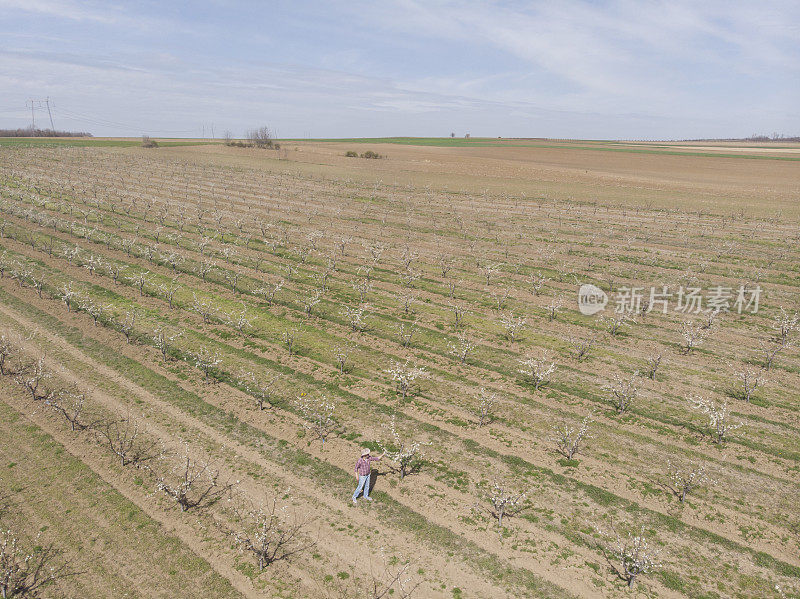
[286,137,800,161]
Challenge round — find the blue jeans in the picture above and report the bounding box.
[352,474,370,500]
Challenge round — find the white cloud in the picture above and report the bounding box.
[0,0,119,22]
[0,0,797,138]
[345,0,800,115]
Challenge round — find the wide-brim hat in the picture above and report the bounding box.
[361,448,371,457]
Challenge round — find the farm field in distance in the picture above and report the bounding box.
[0,137,798,598]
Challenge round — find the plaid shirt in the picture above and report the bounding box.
[355,455,380,476]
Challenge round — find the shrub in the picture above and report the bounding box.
[660,461,713,503]
[228,493,315,570]
[688,395,742,443]
[247,126,275,148]
[0,529,74,597]
[605,371,639,413]
[360,150,383,159]
[141,135,158,148]
[518,350,556,391]
[473,387,497,427]
[386,360,426,400]
[483,482,528,530]
[345,150,359,157]
[295,394,338,445]
[380,414,427,479]
[595,522,662,587]
[551,413,593,459]
[155,448,236,511]
[225,127,281,149]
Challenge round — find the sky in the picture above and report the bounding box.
[0,0,798,139]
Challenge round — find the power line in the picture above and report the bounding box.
[53,105,197,134]
[55,107,151,130]
[14,100,204,136]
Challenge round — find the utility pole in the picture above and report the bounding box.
[45,97,55,130]
[27,99,35,128]
[25,98,55,131]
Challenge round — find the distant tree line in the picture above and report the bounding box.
[0,126,92,137]
[744,133,800,142]
[682,133,800,142]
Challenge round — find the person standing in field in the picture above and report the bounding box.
[352,447,385,504]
